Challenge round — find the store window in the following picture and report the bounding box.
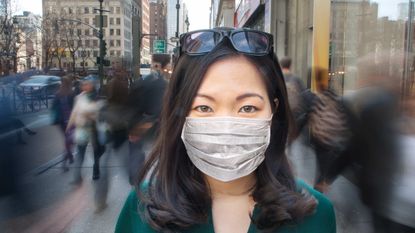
[329,0,414,96]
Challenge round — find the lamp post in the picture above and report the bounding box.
[97,0,106,91]
[176,0,180,46]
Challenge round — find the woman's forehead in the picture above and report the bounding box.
[198,56,268,94]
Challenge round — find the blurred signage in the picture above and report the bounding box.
[153,40,166,54]
[234,0,261,27]
[95,15,108,28]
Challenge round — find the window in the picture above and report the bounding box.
[85,29,89,36]
[117,51,121,57]
[110,40,114,46]
[110,29,114,36]
[116,40,121,47]
[110,18,114,25]
[93,50,98,57]
[93,17,96,26]
[77,29,82,36]
[116,7,120,14]
[110,50,114,56]
[84,18,89,24]
[102,29,106,35]
[68,8,73,14]
[116,18,121,25]
[85,40,90,47]
[93,40,98,46]
[84,7,89,14]
[110,7,114,13]
[78,40,82,46]
[116,29,121,36]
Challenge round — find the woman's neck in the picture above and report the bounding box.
[206,173,256,198]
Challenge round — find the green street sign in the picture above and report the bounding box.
[153,40,166,54]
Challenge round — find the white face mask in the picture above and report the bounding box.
[181,116,272,182]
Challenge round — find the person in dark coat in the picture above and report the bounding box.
[126,58,169,185]
[52,75,75,171]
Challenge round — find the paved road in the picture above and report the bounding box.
[0,112,374,233]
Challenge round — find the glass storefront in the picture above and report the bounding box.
[329,0,414,98]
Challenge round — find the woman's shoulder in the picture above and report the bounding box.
[282,179,336,233]
[115,183,156,233]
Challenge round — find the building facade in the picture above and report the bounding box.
[149,0,167,54]
[42,0,141,73]
[211,0,414,98]
[13,11,43,72]
[141,0,151,64]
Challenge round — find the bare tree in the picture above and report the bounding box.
[41,11,59,72]
[78,36,94,73]
[64,18,82,74]
[0,0,22,75]
[51,20,66,71]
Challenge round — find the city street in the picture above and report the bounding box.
[0,110,374,233]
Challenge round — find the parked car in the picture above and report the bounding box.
[17,75,61,99]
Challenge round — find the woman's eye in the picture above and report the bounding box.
[195,105,213,113]
[239,105,257,113]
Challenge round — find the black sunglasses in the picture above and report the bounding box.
[179,28,274,57]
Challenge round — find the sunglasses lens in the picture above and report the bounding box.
[232,31,269,54]
[184,31,220,54]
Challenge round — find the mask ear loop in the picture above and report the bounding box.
[273,98,279,113]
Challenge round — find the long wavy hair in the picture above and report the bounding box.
[136,40,317,232]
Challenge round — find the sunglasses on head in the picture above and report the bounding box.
[178,27,274,57]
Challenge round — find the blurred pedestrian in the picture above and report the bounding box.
[125,56,168,185]
[116,28,335,233]
[92,76,130,212]
[67,77,105,183]
[280,57,306,129]
[299,67,351,193]
[324,52,415,233]
[52,75,75,171]
[98,76,129,149]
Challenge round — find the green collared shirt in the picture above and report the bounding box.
[115,180,336,233]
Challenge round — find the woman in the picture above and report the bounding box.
[116,28,336,233]
[67,77,105,182]
[52,75,75,171]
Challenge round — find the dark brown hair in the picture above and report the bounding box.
[56,75,74,96]
[136,41,316,232]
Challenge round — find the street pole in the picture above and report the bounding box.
[98,0,104,92]
[176,0,180,46]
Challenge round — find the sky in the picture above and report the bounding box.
[15,0,210,30]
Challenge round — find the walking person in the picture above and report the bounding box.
[116,28,336,233]
[51,75,75,171]
[126,56,168,185]
[67,77,105,183]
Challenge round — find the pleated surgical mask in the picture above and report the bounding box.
[181,116,272,182]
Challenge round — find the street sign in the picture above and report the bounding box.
[96,57,111,66]
[153,40,166,54]
[95,15,108,28]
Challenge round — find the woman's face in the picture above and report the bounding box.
[189,56,273,119]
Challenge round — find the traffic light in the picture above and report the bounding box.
[101,40,107,57]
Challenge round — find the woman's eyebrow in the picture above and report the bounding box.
[195,94,215,101]
[236,93,264,101]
